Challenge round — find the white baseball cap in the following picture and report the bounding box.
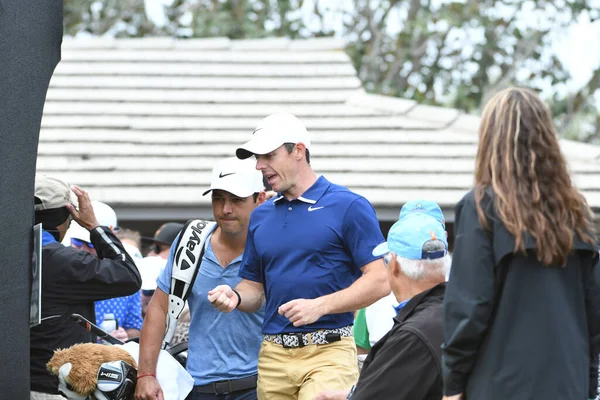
[203,157,264,198]
[236,113,311,160]
[67,201,118,243]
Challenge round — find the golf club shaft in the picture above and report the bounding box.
[70,313,124,345]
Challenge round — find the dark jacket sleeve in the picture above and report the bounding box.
[47,226,141,301]
[442,192,496,396]
[351,330,440,400]
[584,254,600,398]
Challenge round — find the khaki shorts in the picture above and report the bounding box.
[257,336,359,400]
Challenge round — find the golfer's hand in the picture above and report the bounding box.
[66,185,99,231]
[313,390,350,400]
[278,298,325,327]
[134,374,164,400]
[208,285,237,312]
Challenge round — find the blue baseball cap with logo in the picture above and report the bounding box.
[373,200,448,260]
[399,200,445,228]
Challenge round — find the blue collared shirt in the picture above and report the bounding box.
[95,292,143,331]
[239,175,385,334]
[394,299,410,314]
[41,229,57,246]
[157,230,264,386]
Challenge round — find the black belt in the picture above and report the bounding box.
[192,375,257,395]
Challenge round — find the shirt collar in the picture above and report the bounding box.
[41,229,58,246]
[394,299,410,314]
[393,283,446,323]
[272,175,330,204]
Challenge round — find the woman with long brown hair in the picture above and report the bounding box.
[441,87,600,400]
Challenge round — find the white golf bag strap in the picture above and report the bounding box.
[163,219,216,349]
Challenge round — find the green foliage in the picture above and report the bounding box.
[63,0,156,37]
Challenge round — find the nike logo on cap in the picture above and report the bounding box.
[308,206,324,211]
[219,172,235,178]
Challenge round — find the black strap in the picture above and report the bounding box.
[192,375,258,395]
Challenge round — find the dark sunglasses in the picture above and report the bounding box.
[71,238,94,249]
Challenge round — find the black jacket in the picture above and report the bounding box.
[350,283,445,400]
[30,226,141,394]
[442,189,600,400]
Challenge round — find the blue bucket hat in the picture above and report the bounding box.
[399,200,445,229]
[373,200,448,260]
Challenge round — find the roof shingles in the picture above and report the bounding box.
[38,37,600,223]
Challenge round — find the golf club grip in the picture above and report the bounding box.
[70,313,124,345]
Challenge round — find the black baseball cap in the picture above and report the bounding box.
[144,222,184,247]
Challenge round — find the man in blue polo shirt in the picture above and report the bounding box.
[135,157,266,400]
[208,113,390,400]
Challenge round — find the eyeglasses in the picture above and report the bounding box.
[71,238,94,249]
[383,252,394,268]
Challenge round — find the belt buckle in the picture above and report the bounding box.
[281,332,305,348]
[213,380,233,395]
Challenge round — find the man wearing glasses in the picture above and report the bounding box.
[314,200,450,400]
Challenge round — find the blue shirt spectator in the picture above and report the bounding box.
[95,292,143,332]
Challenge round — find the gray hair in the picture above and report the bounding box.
[397,239,450,281]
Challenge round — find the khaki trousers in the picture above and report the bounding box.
[257,337,358,400]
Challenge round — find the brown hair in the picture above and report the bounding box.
[474,87,595,266]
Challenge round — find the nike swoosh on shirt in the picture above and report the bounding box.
[308,206,325,211]
[219,172,235,178]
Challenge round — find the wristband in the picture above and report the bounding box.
[232,289,242,308]
[137,373,156,379]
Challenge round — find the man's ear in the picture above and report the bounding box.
[295,142,307,160]
[257,191,267,205]
[390,253,402,278]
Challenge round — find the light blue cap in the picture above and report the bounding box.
[373,206,448,260]
[399,200,445,228]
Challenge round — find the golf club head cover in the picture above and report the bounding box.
[94,360,137,400]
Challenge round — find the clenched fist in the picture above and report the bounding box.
[208,285,238,312]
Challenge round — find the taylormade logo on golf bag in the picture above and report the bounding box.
[175,220,209,270]
[164,219,216,349]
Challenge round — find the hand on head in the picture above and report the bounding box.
[66,186,99,231]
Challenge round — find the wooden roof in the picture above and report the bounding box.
[38,37,600,223]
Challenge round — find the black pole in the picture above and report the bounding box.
[0,0,63,397]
